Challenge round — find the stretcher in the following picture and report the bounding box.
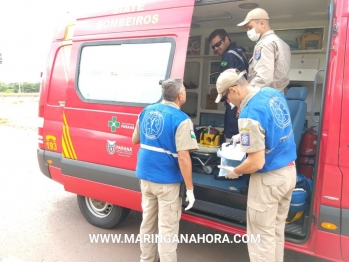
[191,144,220,174]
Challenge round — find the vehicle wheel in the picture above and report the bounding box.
[77,195,130,229]
[203,165,213,174]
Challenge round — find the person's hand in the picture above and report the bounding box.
[185,189,195,211]
[230,134,241,147]
[218,165,239,179]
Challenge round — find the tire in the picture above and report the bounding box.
[77,195,130,229]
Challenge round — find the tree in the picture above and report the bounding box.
[22,82,40,93]
[0,82,40,93]
[0,82,8,92]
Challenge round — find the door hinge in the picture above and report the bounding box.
[312,213,317,225]
[333,24,338,37]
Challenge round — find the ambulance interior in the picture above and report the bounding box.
[181,0,331,242]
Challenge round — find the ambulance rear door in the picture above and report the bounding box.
[313,0,348,260]
[61,0,195,200]
[339,1,349,260]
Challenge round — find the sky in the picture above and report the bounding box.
[0,0,139,83]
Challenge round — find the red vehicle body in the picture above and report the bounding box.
[37,0,349,261]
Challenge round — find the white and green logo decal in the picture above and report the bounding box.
[108,116,120,132]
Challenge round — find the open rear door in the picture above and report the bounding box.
[314,0,348,261]
[339,2,349,261]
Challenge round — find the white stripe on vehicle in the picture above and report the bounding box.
[140,144,178,157]
[323,196,339,201]
[38,140,43,144]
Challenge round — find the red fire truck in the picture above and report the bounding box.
[37,0,349,261]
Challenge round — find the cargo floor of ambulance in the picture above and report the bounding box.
[181,165,309,240]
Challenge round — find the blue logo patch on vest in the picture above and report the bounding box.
[241,133,250,146]
[142,110,164,140]
[254,49,261,60]
[269,97,291,129]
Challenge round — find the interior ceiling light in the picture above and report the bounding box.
[193,12,232,23]
[238,3,259,9]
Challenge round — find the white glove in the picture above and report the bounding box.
[217,165,239,179]
[230,134,241,147]
[185,189,195,211]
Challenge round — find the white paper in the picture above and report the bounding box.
[217,143,246,177]
[220,143,246,161]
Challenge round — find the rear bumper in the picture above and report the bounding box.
[37,148,51,179]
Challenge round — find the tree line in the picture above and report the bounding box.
[0,82,40,93]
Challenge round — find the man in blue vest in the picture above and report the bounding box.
[215,69,297,262]
[209,29,249,142]
[132,78,198,262]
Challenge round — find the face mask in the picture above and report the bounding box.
[247,28,260,42]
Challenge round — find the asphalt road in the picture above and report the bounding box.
[0,125,331,262]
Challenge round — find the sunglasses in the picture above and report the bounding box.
[211,39,223,50]
[220,90,229,102]
[221,92,229,102]
[220,85,237,102]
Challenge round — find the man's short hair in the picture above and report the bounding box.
[162,78,182,102]
[209,29,230,43]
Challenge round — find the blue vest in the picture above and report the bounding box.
[136,103,188,183]
[239,88,296,172]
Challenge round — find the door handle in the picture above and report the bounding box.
[58,101,65,107]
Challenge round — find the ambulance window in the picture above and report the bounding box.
[78,41,173,104]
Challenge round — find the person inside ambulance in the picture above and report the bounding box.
[132,78,198,262]
[237,8,291,93]
[215,69,297,262]
[209,29,249,142]
[228,8,292,148]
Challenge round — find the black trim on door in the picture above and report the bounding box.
[61,158,140,192]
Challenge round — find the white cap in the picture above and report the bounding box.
[215,69,246,103]
[237,8,269,27]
